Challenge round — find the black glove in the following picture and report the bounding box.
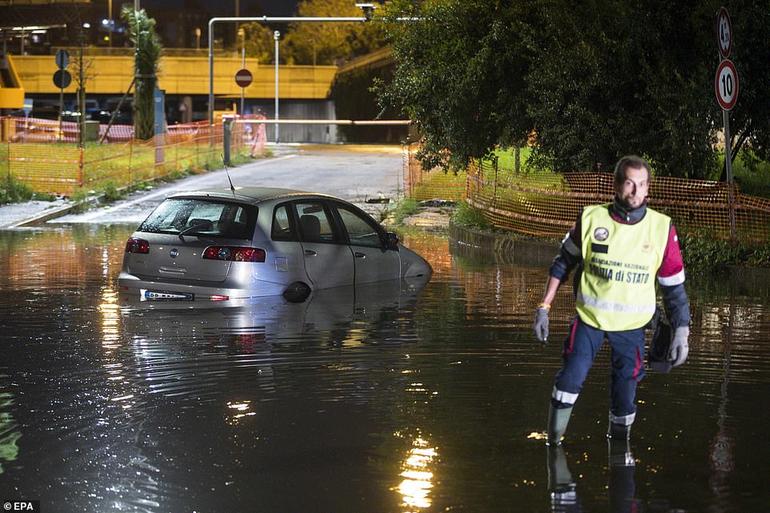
[533,306,550,342]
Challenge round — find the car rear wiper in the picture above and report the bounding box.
[178,223,210,240]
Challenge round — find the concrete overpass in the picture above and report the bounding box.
[13,51,337,99]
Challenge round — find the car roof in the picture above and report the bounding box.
[168,187,340,205]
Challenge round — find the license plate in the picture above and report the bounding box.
[140,289,194,301]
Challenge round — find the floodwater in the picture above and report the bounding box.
[0,225,769,513]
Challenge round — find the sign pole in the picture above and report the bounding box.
[55,49,69,143]
[715,6,737,241]
[240,46,245,117]
[58,85,64,142]
[723,109,736,240]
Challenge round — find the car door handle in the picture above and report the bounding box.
[354,252,366,259]
[304,249,317,256]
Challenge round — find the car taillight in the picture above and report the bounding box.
[202,246,266,262]
[125,237,150,254]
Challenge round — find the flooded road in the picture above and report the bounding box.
[1,225,769,513]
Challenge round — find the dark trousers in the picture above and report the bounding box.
[552,316,646,423]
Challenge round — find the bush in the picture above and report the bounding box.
[0,176,34,204]
[389,198,420,225]
[451,200,492,230]
[69,189,92,214]
[679,230,770,273]
[102,181,125,203]
[731,151,770,199]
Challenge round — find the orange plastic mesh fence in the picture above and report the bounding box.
[404,145,770,244]
[2,118,260,197]
[402,144,467,202]
[6,143,83,192]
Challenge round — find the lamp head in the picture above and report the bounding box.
[355,3,376,21]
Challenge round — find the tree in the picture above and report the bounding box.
[282,0,386,65]
[525,0,720,177]
[383,0,770,179]
[122,7,162,141]
[380,0,534,171]
[241,22,275,64]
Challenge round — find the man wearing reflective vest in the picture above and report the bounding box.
[533,155,691,445]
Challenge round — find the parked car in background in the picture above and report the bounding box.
[118,187,432,304]
[95,97,133,124]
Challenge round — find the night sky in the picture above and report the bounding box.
[140,0,301,17]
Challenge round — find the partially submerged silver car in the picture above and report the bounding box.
[118,187,432,303]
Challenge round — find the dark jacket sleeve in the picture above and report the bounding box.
[661,283,690,329]
[658,224,691,328]
[549,218,582,282]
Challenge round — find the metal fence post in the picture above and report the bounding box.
[78,146,84,188]
[223,117,232,166]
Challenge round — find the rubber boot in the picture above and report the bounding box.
[547,445,577,506]
[607,421,632,440]
[607,437,635,468]
[547,405,573,446]
[608,438,637,511]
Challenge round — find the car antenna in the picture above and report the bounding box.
[221,154,237,197]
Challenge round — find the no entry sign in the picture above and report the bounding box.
[715,59,739,111]
[235,68,253,88]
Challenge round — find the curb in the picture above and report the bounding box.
[448,221,770,292]
[448,222,559,266]
[6,195,103,229]
[8,202,76,228]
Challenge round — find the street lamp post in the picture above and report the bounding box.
[274,30,280,143]
[206,8,416,124]
[239,27,246,116]
[107,0,112,47]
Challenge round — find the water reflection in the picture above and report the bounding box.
[547,441,638,513]
[0,227,770,512]
[394,434,437,511]
[0,391,20,475]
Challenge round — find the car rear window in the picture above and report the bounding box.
[138,198,257,239]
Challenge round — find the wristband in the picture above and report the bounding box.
[537,302,551,311]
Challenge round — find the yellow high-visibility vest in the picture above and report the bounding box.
[575,204,670,330]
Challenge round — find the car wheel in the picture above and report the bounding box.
[283,281,311,303]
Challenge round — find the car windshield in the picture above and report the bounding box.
[138,198,257,239]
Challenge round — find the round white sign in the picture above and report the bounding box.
[716,7,732,58]
[715,59,739,111]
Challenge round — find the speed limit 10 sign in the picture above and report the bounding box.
[715,59,739,111]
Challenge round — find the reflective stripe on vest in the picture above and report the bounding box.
[576,204,670,330]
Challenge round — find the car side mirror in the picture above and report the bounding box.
[384,232,399,251]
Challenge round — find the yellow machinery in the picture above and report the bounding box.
[0,52,24,109]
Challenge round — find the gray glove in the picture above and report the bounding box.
[533,307,550,342]
[668,326,689,366]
